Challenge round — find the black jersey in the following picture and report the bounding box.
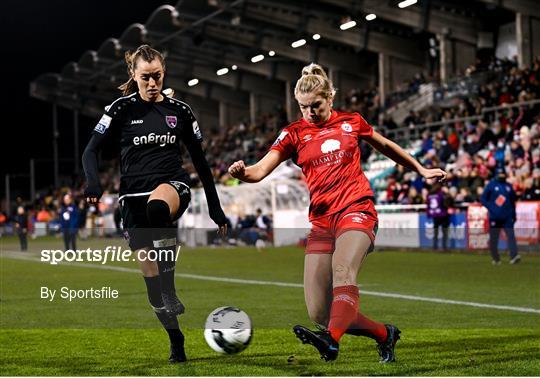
[83,91,227,227]
[92,92,201,199]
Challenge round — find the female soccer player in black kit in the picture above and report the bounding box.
[82,45,228,363]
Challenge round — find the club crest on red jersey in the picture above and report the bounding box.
[165,115,177,128]
[341,122,352,132]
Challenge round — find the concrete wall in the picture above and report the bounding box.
[177,96,220,134]
[496,22,517,59]
[453,40,477,76]
[258,95,280,115]
[390,56,426,91]
[532,17,540,61]
[226,102,250,126]
[339,71,375,99]
[198,113,219,133]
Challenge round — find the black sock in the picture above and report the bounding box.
[144,276,183,344]
[146,199,178,295]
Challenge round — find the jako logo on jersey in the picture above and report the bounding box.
[133,132,176,147]
[130,119,143,125]
[166,116,177,128]
[341,122,352,132]
[273,131,288,146]
[321,139,340,153]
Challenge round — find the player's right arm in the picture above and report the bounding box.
[82,100,123,203]
[228,150,285,183]
[229,127,295,183]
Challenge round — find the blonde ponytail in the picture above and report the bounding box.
[294,63,336,99]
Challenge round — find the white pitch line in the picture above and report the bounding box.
[2,251,540,314]
[359,290,540,314]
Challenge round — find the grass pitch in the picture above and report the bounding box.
[1,236,539,376]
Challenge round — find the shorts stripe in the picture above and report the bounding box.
[153,238,177,248]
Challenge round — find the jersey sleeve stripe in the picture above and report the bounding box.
[168,97,196,116]
[105,92,137,111]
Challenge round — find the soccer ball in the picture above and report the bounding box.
[204,306,252,354]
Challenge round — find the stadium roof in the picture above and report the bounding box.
[30,0,521,119]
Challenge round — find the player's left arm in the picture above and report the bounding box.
[181,109,227,233]
[364,130,447,181]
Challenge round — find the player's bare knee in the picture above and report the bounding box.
[141,266,158,276]
[139,257,159,276]
[332,264,352,286]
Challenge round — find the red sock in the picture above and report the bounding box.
[328,285,359,342]
[346,312,388,343]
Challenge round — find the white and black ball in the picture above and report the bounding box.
[204,306,252,354]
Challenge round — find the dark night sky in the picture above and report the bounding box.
[0,0,174,198]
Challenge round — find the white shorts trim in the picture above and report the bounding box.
[118,191,153,203]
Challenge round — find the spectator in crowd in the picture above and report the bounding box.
[236,212,259,245]
[0,211,7,237]
[255,208,273,246]
[456,187,474,204]
[447,127,460,153]
[36,206,51,222]
[78,199,88,239]
[403,110,420,128]
[59,193,79,251]
[480,168,520,265]
[381,116,398,131]
[13,196,25,215]
[404,186,423,205]
[255,208,271,231]
[14,206,28,251]
[426,182,452,250]
[420,131,433,155]
[524,175,540,200]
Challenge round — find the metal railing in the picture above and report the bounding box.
[381,70,501,122]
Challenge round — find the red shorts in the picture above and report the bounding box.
[305,198,378,254]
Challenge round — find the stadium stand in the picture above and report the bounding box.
[1,0,536,250]
[6,54,539,240]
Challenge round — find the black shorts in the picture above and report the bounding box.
[120,182,191,250]
[433,215,450,228]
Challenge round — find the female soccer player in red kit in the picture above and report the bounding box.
[229,63,446,363]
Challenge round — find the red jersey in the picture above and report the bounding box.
[271,110,374,220]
